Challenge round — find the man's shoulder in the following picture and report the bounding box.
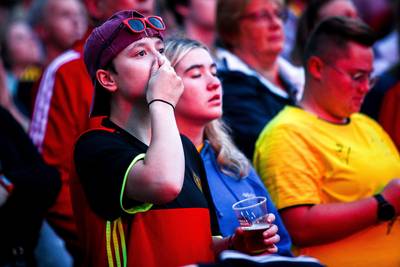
[56,50,87,74]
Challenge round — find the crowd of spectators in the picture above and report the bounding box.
[0,0,398,266]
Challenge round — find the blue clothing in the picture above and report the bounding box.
[200,141,293,256]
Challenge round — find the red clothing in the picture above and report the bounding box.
[29,35,102,257]
[379,83,400,151]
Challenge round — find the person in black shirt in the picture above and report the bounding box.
[73,10,281,267]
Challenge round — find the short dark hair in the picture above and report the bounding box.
[303,16,376,66]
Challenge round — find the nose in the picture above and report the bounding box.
[357,79,371,94]
[207,76,221,91]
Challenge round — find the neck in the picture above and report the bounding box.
[234,49,282,87]
[110,99,152,144]
[176,117,205,148]
[44,45,65,66]
[300,83,347,124]
[185,21,215,48]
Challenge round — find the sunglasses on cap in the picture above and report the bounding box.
[122,16,166,33]
[95,15,165,72]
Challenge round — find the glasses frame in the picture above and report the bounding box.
[94,16,165,74]
[323,61,378,89]
[239,8,288,22]
[122,16,166,33]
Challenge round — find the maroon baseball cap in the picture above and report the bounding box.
[84,10,165,117]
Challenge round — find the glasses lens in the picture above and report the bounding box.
[128,19,145,32]
[148,17,165,30]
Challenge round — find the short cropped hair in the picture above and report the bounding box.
[303,16,376,66]
[217,0,283,50]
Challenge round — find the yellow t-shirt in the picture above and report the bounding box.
[254,106,400,267]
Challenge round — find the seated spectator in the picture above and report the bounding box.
[254,16,400,267]
[165,0,217,48]
[165,37,292,256]
[290,0,358,66]
[73,10,280,267]
[0,105,60,266]
[215,0,304,159]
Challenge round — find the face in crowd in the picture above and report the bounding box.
[173,47,222,124]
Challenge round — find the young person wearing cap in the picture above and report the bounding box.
[28,0,155,262]
[73,10,280,267]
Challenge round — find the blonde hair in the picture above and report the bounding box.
[165,38,250,178]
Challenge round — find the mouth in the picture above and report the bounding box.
[208,94,222,106]
[209,94,221,102]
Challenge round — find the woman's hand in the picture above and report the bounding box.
[232,213,280,255]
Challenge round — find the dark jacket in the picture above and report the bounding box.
[219,70,297,159]
[0,106,61,266]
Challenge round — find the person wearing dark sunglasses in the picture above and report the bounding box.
[73,10,241,267]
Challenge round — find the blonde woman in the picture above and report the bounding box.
[165,38,292,256]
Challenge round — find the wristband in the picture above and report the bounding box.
[148,99,175,110]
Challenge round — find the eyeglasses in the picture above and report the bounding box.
[95,15,165,71]
[122,16,166,33]
[324,62,378,89]
[239,9,288,22]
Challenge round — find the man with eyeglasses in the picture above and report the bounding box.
[254,16,400,267]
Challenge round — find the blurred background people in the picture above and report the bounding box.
[165,0,217,48]
[254,17,400,267]
[361,0,400,151]
[290,0,358,67]
[215,0,304,159]
[165,37,293,256]
[0,18,43,130]
[29,0,88,66]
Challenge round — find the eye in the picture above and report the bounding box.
[135,50,146,57]
[351,72,367,82]
[158,47,165,54]
[191,74,201,78]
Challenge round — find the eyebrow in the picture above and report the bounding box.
[184,63,216,74]
[128,38,164,50]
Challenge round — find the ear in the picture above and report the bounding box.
[176,4,190,18]
[96,69,118,93]
[307,56,324,80]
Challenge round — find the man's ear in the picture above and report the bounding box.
[307,56,324,80]
[96,69,117,92]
